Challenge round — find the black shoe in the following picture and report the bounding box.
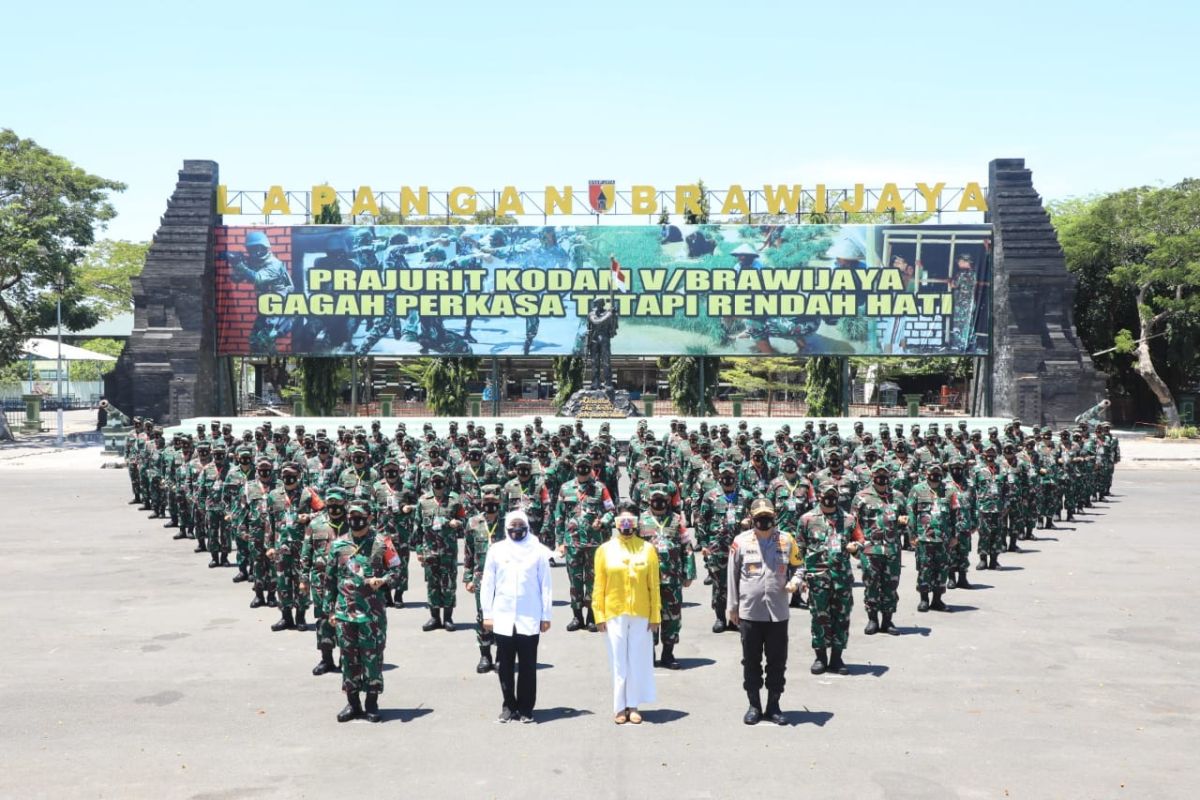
[917,591,930,613]
[585,609,596,633]
[364,692,381,723]
[208,558,220,568]
[930,592,949,612]
[1045,520,1058,530]
[1007,538,1020,553]
[660,643,680,670]
[271,609,296,631]
[442,614,456,632]
[1067,511,1075,521]
[743,705,762,725]
[476,648,494,674]
[956,571,972,589]
[566,615,584,632]
[587,621,598,633]
[497,707,516,724]
[989,554,1000,570]
[266,593,278,608]
[337,693,364,723]
[518,713,535,724]
[219,553,230,566]
[313,646,337,676]
[703,575,713,586]
[810,648,828,675]
[864,611,879,635]
[977,558,988,571]
[232,571,249,584]
[249,592,265,609]
[422,614,443,632]
[828,649,848,675]
[171,530,186,539]
[295,609,308,632]
[712,619,726,634]
[194,540,206,553]
[880,613,900,635]
[383,594,395,608]
[166,521,179,529]
[393,591,404,607]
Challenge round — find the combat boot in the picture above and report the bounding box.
[764,691,786,725]
[393,590,404,607]
[744,690,761,724]
[266,590,278,608]
[917,591,930,613]
[476,646,494,674]
[422,608,443,632]
[880,612,900,635]
[703,575,713,586]
[989,553,1000,570]
[194,536,207,554]
[313,644,338,676]
[828,649,848,675]
[585,608,597,633]
[1045,518,1058,530]
[976,557,988,571]
[1007,534,1020,553]
[208,555,220,568]
[383,592,394,608]
[1066,510,1075,522]
[364,692,381,723]
[232,565,249,583]
[337,692,364,723]
[165,518,179,529]
[660,642,679,670]
[712,610,727,634]
[956,570,972,589]
[566,612,584,632]
[295,608,307,632]
[810,648,828,675]
[171,528,186,540]
[442,610,456,632]
[250,590,266,609]
[930,590,949,612]
[864,610,879,635]
[219,552,230,567]
[271,608,296,632]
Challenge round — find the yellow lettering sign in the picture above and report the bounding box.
[216,185,241,215]
[496,186,525,216]
[350,186,380,216]
[449,186,477,215]
[545,185,573,215]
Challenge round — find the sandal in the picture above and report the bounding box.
[627,709,643,725]
[614,710,628,725]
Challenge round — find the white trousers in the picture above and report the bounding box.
[604,614,656,713]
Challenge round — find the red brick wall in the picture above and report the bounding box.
[215,226,294,354]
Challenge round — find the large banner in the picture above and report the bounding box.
[215,224,991,357]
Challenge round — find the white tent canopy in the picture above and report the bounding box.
[20,338,117,362]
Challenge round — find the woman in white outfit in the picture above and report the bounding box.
[592,511,662,724]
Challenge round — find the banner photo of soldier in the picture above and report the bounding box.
[213,223,992,358]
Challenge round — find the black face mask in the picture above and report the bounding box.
[929,473,943,483]
[518,469,531,478]
[820,498,838,511]
[432,481,446,491]
[328,505,346,518]
[283,476,298,485]
[507,526,527,541]
[257,471,272,480]
[384,471,398,480]
[483,503,499,514]
[753,517,774,531]
[873,475,889,486]
[240,458,252,466]
[353,458,366,466]
[576,468,591,478]
[650,501,667,512]
[349,517,368,531]
[720,477,736,488]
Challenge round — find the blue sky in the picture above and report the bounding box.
[4,0,1198,241]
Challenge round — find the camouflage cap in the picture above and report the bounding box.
[514,455,532,468]
[324,487,348,503]
[574,456,592,469]
[211,444,227,454]
[349,445,367,456]
[280,462,302,474]
[648,485,670,500]
[749,498,775,518]
[347,500,370,515]
[236,446,254,458]
[480,484,501,501]
[817,481,839,497]
[718,461,737,475]
[380,456,399,468]
[872,462,891,475]
[255,457,273,469]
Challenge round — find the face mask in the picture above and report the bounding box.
[720,478,735,488]
[873,475,888,486]
[576,469,590,478]
[929,473,943,483]
[240,458,252,466]
[384,471,398,480]
[483,503,499,514]
[507,525,527,541]
[617,519,635,536]
[257,471,271,480]
[432,481,445,490]
[329,505,346,518]
[650,501,667,511]
[753,517,774,531]
[283,476,298,485]
[349,517,368,531]
[821,496,838,510]
[518,469,531,478]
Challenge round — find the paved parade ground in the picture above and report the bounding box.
[1,447,1196,799]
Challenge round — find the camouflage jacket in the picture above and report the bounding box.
[906,481,962,542]
[551,478,615,549]
[697,489,752,554]
[416,491,466,556]
[463,513,505,584]
[265,485,323,549]
[324,531,400,623]
[797,507,861,574]
[851,484,907,556]
[636,511,696,583]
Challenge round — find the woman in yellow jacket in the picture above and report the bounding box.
[593,511,662,724]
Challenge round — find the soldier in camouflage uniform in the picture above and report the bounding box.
[946,455,977,589]
[224,448,255,582]
[323,499,401,723]
[852,463,908,636]
[198,444,233,568]
[338,445,379,503]
[638,486,696,669]
[416,468,466,631]
[973,444,1008,570]
[265,462,323,632]
[301,487,349,676]
[1000,443,1032,550]
[236,457,279,609]
[125,418,144,505]
[464,486,505,673]
[697,462,752,633]
[907,462,960,612]
[798,483,862,675]
[501,456,550,550]
[171,437,197,542]
[767,453,814,609]
[552,456,615,632]
[372,458,415,607]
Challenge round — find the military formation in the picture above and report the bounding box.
[120,413,1120,721]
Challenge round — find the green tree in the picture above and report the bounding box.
[720,357,804,416]
[0,129,126,368]
[67,337,124,382]
[553,356,584,407]
[76,240,146,320]
[684,179,710,225]
[1052,181,1200,425]
[399,357,478,415]
[804,356,842,416]
[664,356,719,415]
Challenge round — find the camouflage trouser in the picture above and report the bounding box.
[977,512,1003,556]
[194,501,206,540]
[1100,465,1114,494]
[393,543,410,594]
[705,550,731,615]
[951,529,973,573]
[859,551,900,614]
[273,540,308,612]
[423,552,457,609]
[566,544,598,614]
[308,573,337,650]
[915,540,949,593]
[473,580,495,648]
[168,486,179,524]
[335,616,385,694]
[245,529,270,592]
[176,492,192,533]
[807,569,853,649]
[128,464,140,501]
[149,476,165,515]
[206,511,230,556]
[658,577,684,645]
[1037,482,1059,519]
[140,470,152,506]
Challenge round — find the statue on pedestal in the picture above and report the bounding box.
[586,299,618,392]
